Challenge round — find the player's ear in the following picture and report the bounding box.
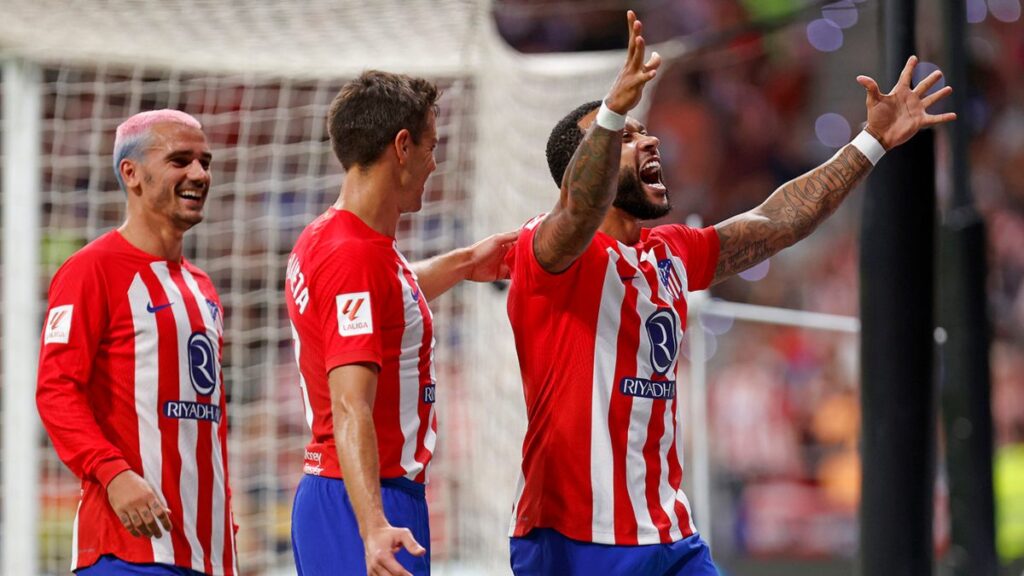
[120,158,142,193]
[393,129,412,165]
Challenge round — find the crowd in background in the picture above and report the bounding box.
[497,0,1024,565]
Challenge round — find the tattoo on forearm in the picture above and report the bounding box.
[714,145,872,283]
[534,126,620,272]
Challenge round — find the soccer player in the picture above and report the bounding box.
[505,10,956,575]
[36,110,236,575]
[286,71,515,576]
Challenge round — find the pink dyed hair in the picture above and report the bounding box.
[113,109,202,190]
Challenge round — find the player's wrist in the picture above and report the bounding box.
[862,125,889,151]
[851,129,886,165]
[596,100,626,131]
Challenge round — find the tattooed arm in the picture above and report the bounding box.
[711,55,956,285]
[713,145,871,283]
[534,10,661,273]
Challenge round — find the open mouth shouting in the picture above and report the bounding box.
[640,157,665,194]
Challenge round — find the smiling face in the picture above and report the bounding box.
[579,111,671,221]
[122,122,213,231]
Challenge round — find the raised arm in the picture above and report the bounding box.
[330,363,425,575]
[712,55,956,284]
[410,230,517,302]
[534,10,661,273]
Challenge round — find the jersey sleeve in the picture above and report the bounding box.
[36,255,131,487]
[507,214,590,291]
[653,224,720,292]
[310,241,393,373]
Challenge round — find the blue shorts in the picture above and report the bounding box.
[76,555,208,575]
[510,528,719,576]
[291,474,430,576]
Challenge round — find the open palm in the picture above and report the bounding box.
[858,55,956,150]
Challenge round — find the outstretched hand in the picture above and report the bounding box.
[857,55,956,150]
[605,10,662,115]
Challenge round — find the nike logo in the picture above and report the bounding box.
[146,302,174,313]
[620,275,637,281]
[411,287,421,302]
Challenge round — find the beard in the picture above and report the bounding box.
[612,169,671,221]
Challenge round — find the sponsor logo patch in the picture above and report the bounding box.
[645,308,679,375]
[337,292,373,336]
[44,305,73,344]
[187,332,219,396]
[619,377,677,400]
[163,400,221,422]
[423,384,436,404]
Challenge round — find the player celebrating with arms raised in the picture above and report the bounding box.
[37,110,236,575]
[505,10,955,576]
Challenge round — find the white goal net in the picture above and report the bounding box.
[0,1,652,573]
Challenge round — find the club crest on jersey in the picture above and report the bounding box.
[645,308,679,376]
[657,259,684,300]
[44,305,73,344]
[187,331,219,396]
[337,292,373,336]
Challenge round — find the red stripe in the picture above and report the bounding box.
[403,268,434,483]
[637,258,675,542]
[138,270,192,564]
[610,250,641,544]
[666,397,694,538]
[169,266,214,572]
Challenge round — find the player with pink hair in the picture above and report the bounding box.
[38,109,237,575]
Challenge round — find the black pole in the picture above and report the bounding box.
[938,0,997,574]
[858,0,936,574]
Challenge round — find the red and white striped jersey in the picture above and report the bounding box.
[286,208,437,483]
[36,231,237,575]
[506,216,719,545]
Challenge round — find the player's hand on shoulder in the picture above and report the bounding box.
[106,470,173,539]
[605,10,662,115]
[856,55,956,150]
[363,524,425,576]
[465,229,518,282]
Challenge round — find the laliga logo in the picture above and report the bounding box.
[188,331,218,396]
[645,308,678,376]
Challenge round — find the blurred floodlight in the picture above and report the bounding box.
[682,328,718,362]
[988,0,1022,22]
[968,0,989,22]
[815,112,853,148]
[822,1,859,29]
[806,18,844,52]
[739,259,771,282]
[701,305,735,336]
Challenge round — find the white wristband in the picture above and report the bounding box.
[851,130,886,165]
[595,101,626,131]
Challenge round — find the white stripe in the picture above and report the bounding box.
[290,322,314,431]
[182,269,228,572]
[151,263,205,570]
[662,398,684,541]
[628,264,660,544]
[507,470,527,536]
[128,274,174,563]
[69,500,81,571]
[395,263,426,479]
[590,248,622,541]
